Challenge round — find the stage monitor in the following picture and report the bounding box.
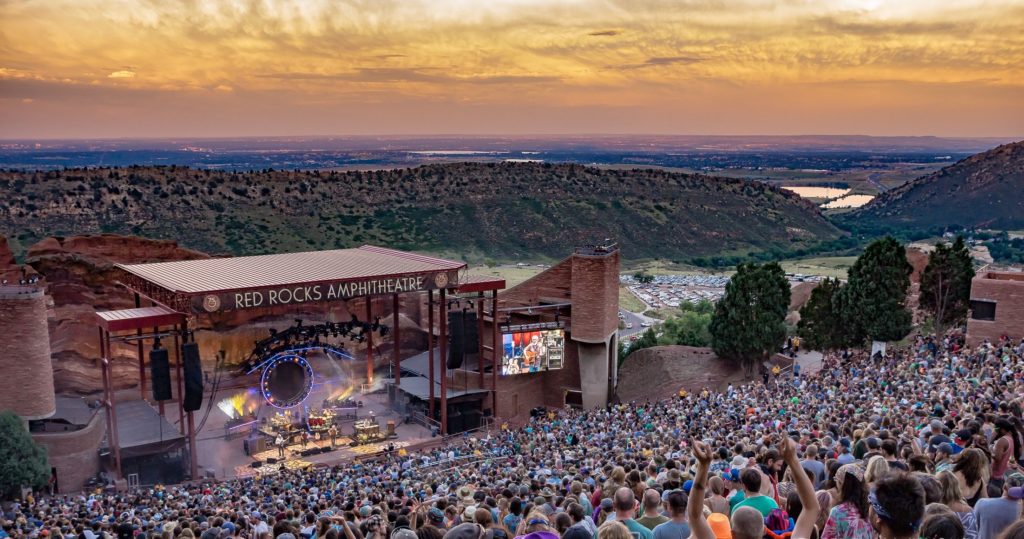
[500,329,565,375]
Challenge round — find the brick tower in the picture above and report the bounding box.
[0,285,56,420]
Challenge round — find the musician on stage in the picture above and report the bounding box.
[328,424,338,447]
[301,430,309,448]
[275,434,285,458]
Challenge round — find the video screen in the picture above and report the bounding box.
[501,329,565,375]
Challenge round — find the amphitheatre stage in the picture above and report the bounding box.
[1,239,622,492]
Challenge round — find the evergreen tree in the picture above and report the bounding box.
[797,277,849,351]
[710,262,790,373]
[920,236,975,336]
[0,411,49,498]
[845,236,913,343]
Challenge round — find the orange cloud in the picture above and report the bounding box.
[0,0,1022,137]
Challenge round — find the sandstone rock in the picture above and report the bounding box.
[0,235,15,271]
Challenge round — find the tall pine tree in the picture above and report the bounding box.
[797,277,849,351]
[845,236,913,343]
[710,262,790,373]
[920,236,975,336]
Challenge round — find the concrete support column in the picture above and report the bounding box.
[577,340,611,409]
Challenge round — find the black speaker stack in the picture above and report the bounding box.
[250,460,263,469]
[182,338,203,412]
[149,345,172,402]
[446,310,480,369]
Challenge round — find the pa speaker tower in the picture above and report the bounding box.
[447,311,464,369]
[447,310,481,369]
[149,346,172,401]
[182,341,203,412]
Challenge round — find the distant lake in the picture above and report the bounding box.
[782,186,850,198]
[822,194,875,208]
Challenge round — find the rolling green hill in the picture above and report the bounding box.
[0,162,841,261]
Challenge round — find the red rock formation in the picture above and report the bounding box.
[0,235,15,272]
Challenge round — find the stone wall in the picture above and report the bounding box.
[32,412,104,493]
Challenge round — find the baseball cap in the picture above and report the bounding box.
[392,530,418,539]
[682,480,693,494]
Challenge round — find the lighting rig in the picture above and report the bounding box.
[238,317,389,375]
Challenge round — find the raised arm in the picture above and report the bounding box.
[782,436,820,539]
[688,441,715,539]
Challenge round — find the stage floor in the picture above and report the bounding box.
[118,355,435,481]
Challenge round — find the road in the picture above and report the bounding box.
[866,172,889,193]
[618,309,658,340]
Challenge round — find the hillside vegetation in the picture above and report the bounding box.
[0,162,841,261]
[849,140,1024,232]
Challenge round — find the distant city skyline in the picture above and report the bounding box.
[1,0,1022,139]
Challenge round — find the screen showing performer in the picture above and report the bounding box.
[501,329,564,375]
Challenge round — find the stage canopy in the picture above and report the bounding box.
[115,245,471,314]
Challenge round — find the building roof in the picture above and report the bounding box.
[456,274,506,293]
[116,245,465,295]
[95,305,187,332]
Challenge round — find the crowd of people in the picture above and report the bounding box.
[4,333,1024,539]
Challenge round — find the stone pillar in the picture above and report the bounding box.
[577,341,611,409]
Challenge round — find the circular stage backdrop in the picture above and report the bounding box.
[260,354,314,408]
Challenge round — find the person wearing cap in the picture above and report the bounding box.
[933,443,955,473]
[428,508,448,532]
[973,473,1024,539]
[951,430,972,454]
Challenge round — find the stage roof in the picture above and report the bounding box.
[117,245,466,295]
[95,305,187,332]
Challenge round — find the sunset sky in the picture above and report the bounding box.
[1,0,1022,138]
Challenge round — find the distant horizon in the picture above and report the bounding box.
[2,133,1019,142]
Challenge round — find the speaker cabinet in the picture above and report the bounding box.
[182,342,203,412]
[149,348,172,401]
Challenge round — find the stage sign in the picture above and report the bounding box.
[501,329,565,375]
[192,271,457,313]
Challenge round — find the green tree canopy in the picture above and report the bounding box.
[633,271,655,284]
[710,262,790,372]
[920,236,975,336]
[797,277,851,351]
[659,309,713,347]
[0,411,49,498]
[845,236,913,343]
